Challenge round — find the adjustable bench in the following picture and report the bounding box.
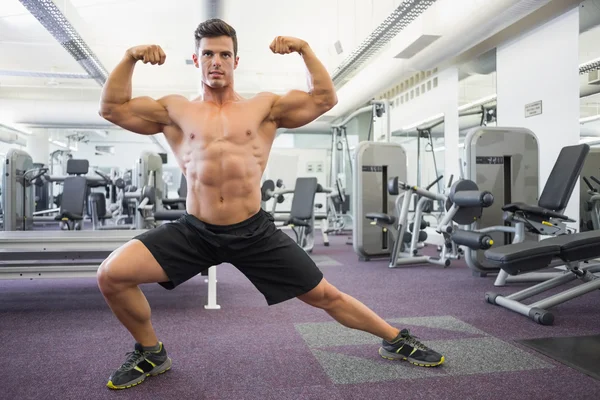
[155,174,187,222]
[284,177,319,253]
[484,230,600,325]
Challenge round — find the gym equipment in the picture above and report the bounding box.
[464,140,589,287]
[353,141,407,260]
[461,126,539,277]
[0,230,220,310]
[330,100,389,190]
[578,148,600,231]
[484,230,600,325]
[89,152,163,230]
[32,162,51,212]
[2,149,35,231]
[321,177,350,237]
[261,177,323,252]
[283,177,319,253]
[367,175,494,268]
[581,176,600,231]
[260,178,287,211]
[155,174,187,221]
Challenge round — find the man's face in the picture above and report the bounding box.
[193,36,238,89]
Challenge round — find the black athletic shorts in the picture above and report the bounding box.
[134,209,324,305]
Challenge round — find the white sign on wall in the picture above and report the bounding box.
[524,100,543,118]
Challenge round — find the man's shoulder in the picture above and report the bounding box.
[254,91,281,104]
[157,94,189,107]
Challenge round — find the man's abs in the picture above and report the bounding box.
[162,97,278,225]
[182,145,267,225]
[185,185,262,225]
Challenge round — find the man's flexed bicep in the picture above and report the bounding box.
[99,44,177,135]
[267,37,338,129]
[270,90,332,129]
[100,96,173,135]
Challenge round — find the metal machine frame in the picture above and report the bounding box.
[0,230,220,310]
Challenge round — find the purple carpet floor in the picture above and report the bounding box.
[1,233,600,400]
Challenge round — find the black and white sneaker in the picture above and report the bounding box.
[379,329,445,367]
[107,342,172,389]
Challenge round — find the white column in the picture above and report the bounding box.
[26,129,49,165]
[442,66,460,185]
[496,7,580,228]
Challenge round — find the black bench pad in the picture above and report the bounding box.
[484,231,600,275]
[154,210,186,221]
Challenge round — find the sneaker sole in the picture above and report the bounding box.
[107,357,173,390]
[378,347,445,367]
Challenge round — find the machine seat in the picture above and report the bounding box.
[286,217,311,227]
[485,230,600,275]
[162,198,186,207]
[55,175,87,223]
[154,210,186,221]
[365,213,396,225]
[502,203,570,221]
[54,211,84,221]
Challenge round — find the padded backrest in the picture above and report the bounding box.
[61,176,87,217]
[66,159,89,175]
[290,177,318,220]
[178,174,187,197]
[87,192,107,217]
[539,144,590,211]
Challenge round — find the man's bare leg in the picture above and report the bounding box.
[298,278,445,367]
[97,240,173,390]
[97,240,168,347]
[297,278,399,341]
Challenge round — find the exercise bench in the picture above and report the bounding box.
[484,230,600,325]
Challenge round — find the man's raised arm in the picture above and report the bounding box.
[99,45,174,135]
[268,37,338,129]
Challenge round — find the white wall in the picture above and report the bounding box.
[497,7,580,227]
[74,139,167,171]
[381,66,460,189]
[264,148,330,213]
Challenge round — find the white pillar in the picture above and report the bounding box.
[496,7,580,228]
[442,66,460,185]
[26,129,49,165]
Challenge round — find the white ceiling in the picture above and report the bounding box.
[0,0,402,101]
[1,0,600,139]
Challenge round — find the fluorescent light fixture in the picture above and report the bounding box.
[401,113,444,131]
[49,139,68,148]
[18,0,108,86]
[580,137,600,143]
[397,94,497,133]
[0,122,33,136]
[433,143,464,152]
[458,94,497,112]
[93,130,108,138]
[580,115,600,124]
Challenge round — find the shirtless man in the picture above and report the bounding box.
[98,18,444,390]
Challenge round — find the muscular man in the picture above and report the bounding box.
[98,18,444,390]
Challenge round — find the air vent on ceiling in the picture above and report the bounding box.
[394,35,441,59]
[589,70,600,85]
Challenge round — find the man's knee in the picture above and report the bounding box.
[97,239,168,296]
[299,280,345,310]
[97,257,129,296]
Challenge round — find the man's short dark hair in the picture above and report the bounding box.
[194,19,238,56]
